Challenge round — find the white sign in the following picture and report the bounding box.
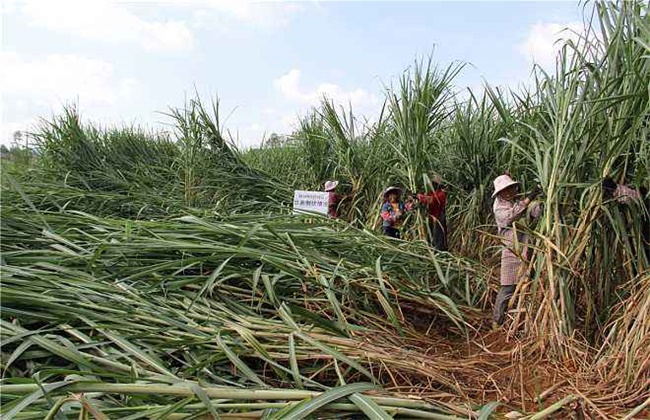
[293,190,329,215]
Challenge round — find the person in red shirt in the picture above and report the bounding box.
[416,175,448,250]
[324,180,341,218]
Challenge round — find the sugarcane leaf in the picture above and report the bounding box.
[294,331,376,383]
[188,382,221,419]
[216,333,267,388]
[269,382,377,420]
[2,339,33,376]
[79,396,109,420]
[477,401,500,420]
[288,333,303,389]
[98,329,176,379]
[1,381,72,420]
[188,257,233,311]
[348,392,394,420]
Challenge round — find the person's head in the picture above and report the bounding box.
[383,186,401,203]
[492,174,519,201]
[429,174,443,190]
[324,180,339,192]
[498,184,519,201]
[602,177,616,199]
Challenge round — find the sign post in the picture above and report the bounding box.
[293,190,329,215]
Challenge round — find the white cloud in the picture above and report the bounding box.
[0,52,140,146]
[1,0,18,14]
[189,0,307,30]
[520,21,584,69]
[1,52,138,105]
[21,0,194,52]
[274,69,379,109]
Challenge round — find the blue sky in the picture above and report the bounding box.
[1,1,588,147]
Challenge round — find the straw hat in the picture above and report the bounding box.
[383,186,402,198]
[492,174,519,198]
[430,174,444,187]
[324,180,339,192]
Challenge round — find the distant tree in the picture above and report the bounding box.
[265,133,287,148]
[12,131,23,148]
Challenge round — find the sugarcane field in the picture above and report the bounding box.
[1,1,649,419]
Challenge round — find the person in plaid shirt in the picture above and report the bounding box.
[491,174,542,327]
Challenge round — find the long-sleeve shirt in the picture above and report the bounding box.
[614,184,641,205]
[493,197,542,285]
[417,190,447,220]
[381,201,411,227]
[493,197,541,234]
[328,192,341,218]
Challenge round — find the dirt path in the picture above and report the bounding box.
[351,310,649,419]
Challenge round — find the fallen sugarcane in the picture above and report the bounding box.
[1,382,472,419]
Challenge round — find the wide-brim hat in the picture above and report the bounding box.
[492,174,519,198]
[429,174,444,186]
[324,180,339,192]
[383,186,402,198]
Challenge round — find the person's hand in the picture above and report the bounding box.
[527,185,542,201]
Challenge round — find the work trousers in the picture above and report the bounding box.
[427,211,448,251]
[382,226,400,239]
[492,284,516,324]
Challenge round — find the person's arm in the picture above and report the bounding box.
[495,186,541,228]
[494,200,529,228]
[529,201,542,219]
[437,190,447,208]
[416,193,430,205]
[614,184,641,204]
[380,203,395,224]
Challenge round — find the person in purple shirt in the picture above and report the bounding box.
[324,180,341,218]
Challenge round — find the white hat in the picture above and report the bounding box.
[492,174,519,198]
[324,180,339,192]
[430,174,444,185]
[383,186,402,197]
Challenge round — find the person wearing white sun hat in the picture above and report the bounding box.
[380,186,414,238]
[324,180,341,218]
[491,174,542,328]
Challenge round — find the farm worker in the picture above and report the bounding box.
[601,177,642,204]
[324,180,341,218]
[491,174,542,327]
[416,175,448,251]
[381,186,412,239]
[602,177,649,261]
